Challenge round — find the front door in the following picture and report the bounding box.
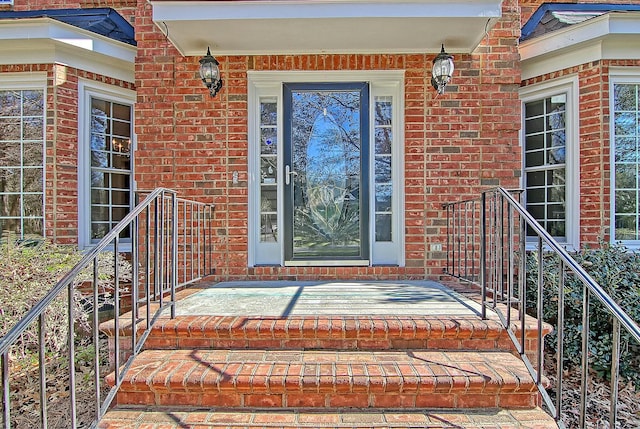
[283,82,370,264]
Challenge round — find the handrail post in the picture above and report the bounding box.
[2,351,9,429]
[67,281,77,428]
[171,192,178,319]
[38,313,47,428]
[579,284,590,428]
[556,261,565,422]
[610,318,621,427]
[480,191,487,319]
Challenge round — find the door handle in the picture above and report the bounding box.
[285,165,298,185]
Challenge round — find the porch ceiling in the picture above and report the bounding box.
[150,0,503,57]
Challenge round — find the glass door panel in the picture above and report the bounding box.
[284,83,369,262]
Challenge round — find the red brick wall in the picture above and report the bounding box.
[133,0,523,280]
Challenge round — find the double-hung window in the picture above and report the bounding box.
[0,75,46,240]
[521,77,578,246]
[79,81,135,248]
[612,76,640,245]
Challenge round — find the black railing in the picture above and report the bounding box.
[444,187,640,428]
[0,188,214,428]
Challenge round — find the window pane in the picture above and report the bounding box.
[22,91,44,116]
[615,112,636,136]
[112,120,130,138]
[526,170,545,187]
[547,221,565,238]
[91,223,109,239]
[525,100,544,118]
[23,143,43,167]
[525,134,544,151]
[260,101,277,126]
[260,213,277,242]
[112,103,131,121]
[0,118,21,141]
[615,215,637,240]
[375,184,392,212]
[23,218,43,236]
[614,84,637,111]
[0,91,21,116]
[22,194,42,217]
[527,187,545,203]
[0,194,20,218]
[110,172,130,190]
[23,118,43,140]
[375,214,392,242]
[375,158,391,183]
[0,168,20,192]
[23,169,43,192]
[91,189,108,205]
[260,157,277,183]
[615,137,637,162]
[525,150,544,168]
[615,190,637,214]
[0,142,20,166]
[616,164,637,189]
[91,205,109,221]
[375,129,392,154]
[112,206,128,222]
[525,117,544,134]
[112,153,130,170]
[375,98,392,126]
[261,128,277,155]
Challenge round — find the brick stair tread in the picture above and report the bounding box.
[108,349,539,409]
[98,407,558,428]
[110,315,533,351]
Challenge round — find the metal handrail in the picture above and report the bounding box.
[444,187,640,428]
[0,188,215,429]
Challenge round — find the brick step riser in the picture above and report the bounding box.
[143,336,516,351]
[115,390,538,410]
[108,349,541,411]
[126,316,536,353]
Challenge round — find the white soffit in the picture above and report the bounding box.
[150,0,503,56]
[520,12,640,81]
[0,18,136,83]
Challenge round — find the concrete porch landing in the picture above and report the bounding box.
[168,280,484,317]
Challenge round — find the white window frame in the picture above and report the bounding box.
[609,68,640,248]
[520,75,579,249]
[247,70,405,266]
[78,79,135,249]
[0,72,47,239]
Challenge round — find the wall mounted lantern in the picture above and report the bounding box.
[431,44,454,94]
[199,47,223,98]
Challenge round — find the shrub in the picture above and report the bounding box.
[526,241,640,386]
[0,238,131,362]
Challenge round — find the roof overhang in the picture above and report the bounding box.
[0,18,135,82]
[150,0,503,57]
[520,11,640,81]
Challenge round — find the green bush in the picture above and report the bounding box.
[526,241,640,386]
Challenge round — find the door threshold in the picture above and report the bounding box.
[285,260,370,267]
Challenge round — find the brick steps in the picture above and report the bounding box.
[107,349,539,409]
[98,407,557,428]
[110,315,527,352]
[100,313,555,428]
